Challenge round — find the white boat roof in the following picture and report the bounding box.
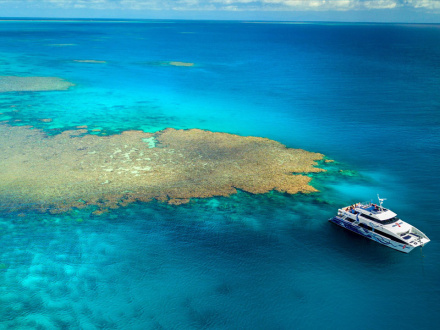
[370,209,397,221]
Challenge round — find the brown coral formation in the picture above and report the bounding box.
[0,124,324,214]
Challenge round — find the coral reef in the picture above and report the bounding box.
[0,125,324,213]
[0,76,74,92]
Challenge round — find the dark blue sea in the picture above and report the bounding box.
[0,20,439,329]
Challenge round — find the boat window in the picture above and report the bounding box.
[361,214,377,221]
[358,223,372,231]
[360,213,400,225]
[380,216,401,225]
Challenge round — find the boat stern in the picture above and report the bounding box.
[409,226,430,247]
[420,237,431,247]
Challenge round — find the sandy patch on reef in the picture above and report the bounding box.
[0,125,324,214]
[0,76,74,92]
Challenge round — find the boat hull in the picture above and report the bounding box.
[329,216,415,253]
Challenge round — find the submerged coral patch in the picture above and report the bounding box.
[0,125,324,213]
[152,61,195,67]
[168,61,194,67]
[73,60,107,64]
[49,43,76,47]
[0,76,74,92]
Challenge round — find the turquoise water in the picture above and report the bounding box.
[0,20,439,329]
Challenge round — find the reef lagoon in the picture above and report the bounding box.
[0,20,439,329]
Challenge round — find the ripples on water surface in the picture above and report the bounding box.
[0,20,439,329]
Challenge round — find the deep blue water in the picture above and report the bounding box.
[0,20,439,329]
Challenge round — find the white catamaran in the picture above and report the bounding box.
[329,196,430,253]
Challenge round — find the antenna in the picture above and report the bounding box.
[377,194,387,211]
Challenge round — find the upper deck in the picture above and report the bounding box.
[358,203,397,221]
[340,202,397,222]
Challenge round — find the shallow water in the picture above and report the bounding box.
[0,20,439,329]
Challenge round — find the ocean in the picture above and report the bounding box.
[0,20,439,329]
